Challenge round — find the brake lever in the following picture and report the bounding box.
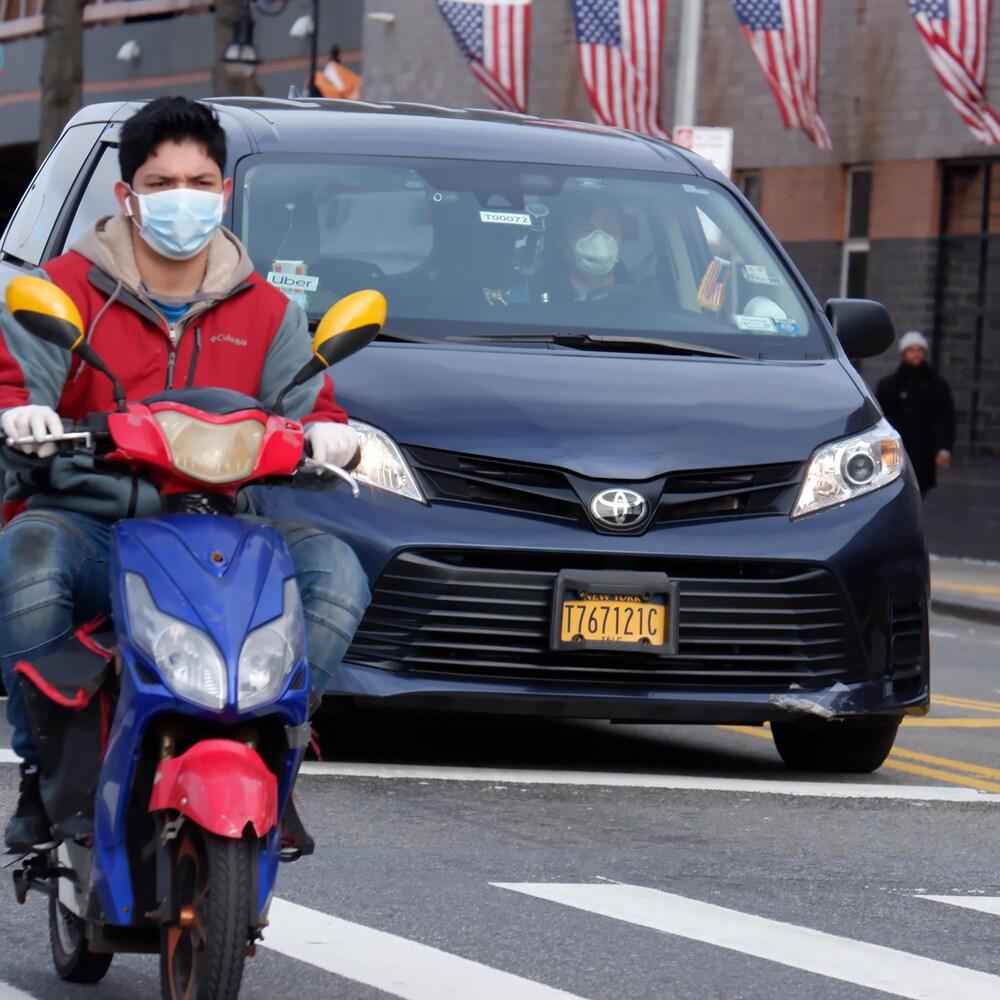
[299,456,361,497]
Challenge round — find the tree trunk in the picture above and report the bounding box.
[37,0,86,166]
[213,0,264,98]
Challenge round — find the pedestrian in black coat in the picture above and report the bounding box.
[875,331,955,497]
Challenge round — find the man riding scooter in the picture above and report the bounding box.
[0,96,369,852]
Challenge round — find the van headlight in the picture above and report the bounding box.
[124,572,227,710]
[349,419,425,502]
[237,578,305,710]
[792,419,905,518]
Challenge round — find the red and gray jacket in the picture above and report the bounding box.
[0,214,348,520]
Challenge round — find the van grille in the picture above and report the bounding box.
[405,446,803,531]
[346,550,863,688]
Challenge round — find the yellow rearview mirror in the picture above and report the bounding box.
[312,289,387,368]
[5,275,85,352]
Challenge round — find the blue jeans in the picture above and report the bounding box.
[0,510,370,764]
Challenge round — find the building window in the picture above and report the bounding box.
[736,170,762,211]
[841,166,871,298]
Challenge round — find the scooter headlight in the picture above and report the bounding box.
[124,572,227,710]
[792,419,905,518]
[237,578,305,710]
[154,410,265,484]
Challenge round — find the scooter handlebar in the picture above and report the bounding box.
[298,456,361,497]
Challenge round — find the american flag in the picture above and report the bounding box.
[570,0,669,139]
[697,256,731,311]
[731,0,831,149]
[435,0,532,114]
[909,0,1000,144]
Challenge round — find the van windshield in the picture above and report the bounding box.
[236,154,829,360]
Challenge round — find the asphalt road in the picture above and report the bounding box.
[1,612,998,1000]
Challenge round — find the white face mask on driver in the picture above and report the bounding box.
[127,187,224,261]
[573,229,619,276]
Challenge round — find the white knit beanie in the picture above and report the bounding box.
[898,331,929,353]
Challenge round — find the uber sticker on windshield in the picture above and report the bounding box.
[742,264,782,285]
[267,270,319,293]
[734,314,776,332]
[480,210,532,226]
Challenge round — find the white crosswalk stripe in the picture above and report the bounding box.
[920,894,1000,916]
[494,882,1000,1000]
[0,983,39,999]
[262,898,587,999]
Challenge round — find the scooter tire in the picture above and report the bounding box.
[159,823,253,1000]
[49,897,114,983]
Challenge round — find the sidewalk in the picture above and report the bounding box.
[930,554,1000,626]
[922,459,1000,563]
[922,458,1000,625]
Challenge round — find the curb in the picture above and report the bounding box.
[930,596,1000,627]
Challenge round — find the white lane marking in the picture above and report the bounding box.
[3,752,1000,801]
[494,883,1000,1000]
[921,895,1000,917]
[262,898,587,1000]
[930,629,959,639]
[0,983,39,1000]
[294,761,1000,802]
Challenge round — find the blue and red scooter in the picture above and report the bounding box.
[4,275,384,1000]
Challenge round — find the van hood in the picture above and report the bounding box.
[333,344,875,479]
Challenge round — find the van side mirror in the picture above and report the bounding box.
[824,298,895,359]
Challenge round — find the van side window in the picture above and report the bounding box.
[1,124,104,265]
[61,144,123,252]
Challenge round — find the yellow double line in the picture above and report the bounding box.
[932,693,1000,714]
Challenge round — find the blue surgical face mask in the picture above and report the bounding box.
[127,187,224,261]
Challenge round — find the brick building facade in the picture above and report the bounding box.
[361,0,1000,460]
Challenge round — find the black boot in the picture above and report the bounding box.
[4,763,55,852]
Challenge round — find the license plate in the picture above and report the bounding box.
[559,597,665,645]
[550,571,677,655]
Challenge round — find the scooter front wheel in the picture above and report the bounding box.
[160,822,253,1000]
[49,896,113,983]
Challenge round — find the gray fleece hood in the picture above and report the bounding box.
[70,214,255,306]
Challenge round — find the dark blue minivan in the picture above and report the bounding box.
[222,100,928,774]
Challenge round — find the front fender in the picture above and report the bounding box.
[149,739,278,838]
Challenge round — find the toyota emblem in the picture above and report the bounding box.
[589,488,649,529]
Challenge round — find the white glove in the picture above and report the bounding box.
[306,422,359,469]
[1,404,64,459]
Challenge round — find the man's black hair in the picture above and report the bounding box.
[118,96,227,187]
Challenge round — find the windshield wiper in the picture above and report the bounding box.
[446,332,749,359]
[373,329,437,343]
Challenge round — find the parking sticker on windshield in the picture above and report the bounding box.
[742,264,782,285]
[480,210,532,226]
[773,318,803,335]
[734,314,776,332]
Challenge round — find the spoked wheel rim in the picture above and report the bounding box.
[53,901,84,955]
[164,827,210,1000]
[160,822,252,1000]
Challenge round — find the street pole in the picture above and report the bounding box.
[673,0,703,128]
[308,0,320,96]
